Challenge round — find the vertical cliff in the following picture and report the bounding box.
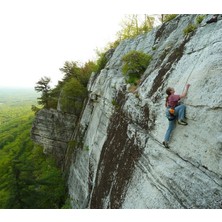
[31,14,222,208]
[31,109,76,167]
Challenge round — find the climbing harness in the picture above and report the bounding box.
[166,107,176,121]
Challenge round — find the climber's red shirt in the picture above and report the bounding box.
[167,94,180,108]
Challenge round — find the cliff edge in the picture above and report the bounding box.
[32,15,222,208]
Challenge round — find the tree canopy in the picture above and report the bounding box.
[0,106,66,208]
[34,76,51,109]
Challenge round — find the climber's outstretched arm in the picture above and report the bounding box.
[180,84,190,99]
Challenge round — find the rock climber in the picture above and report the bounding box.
[162,84,190,148]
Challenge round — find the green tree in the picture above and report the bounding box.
[94,51,108,73]
[0,128,66,209]
[60,61,81,82]
[78,60,97,87]
[34,76,51,109]
[117,14,155,40]
[60,61,96,87]
[60,78,88,115]
[140,14,155,33]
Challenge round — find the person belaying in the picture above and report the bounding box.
[162,84,191,148]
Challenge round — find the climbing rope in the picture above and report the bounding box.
[182,20,218,93]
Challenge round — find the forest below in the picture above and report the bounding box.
[0,15,178,209]
[0,88,68,209]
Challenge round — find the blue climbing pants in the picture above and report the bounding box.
[164,104,186,142]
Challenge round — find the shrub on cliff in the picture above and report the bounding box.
[162,14,177,23]
[95,51,108,74]
[196,15,205,24]
[183,23,197,36]
[121,50,152,84]
[60,78,87,115]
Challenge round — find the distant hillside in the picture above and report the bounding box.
[0,87,67,209]
[0,88,37,125]
[0,88,37,105]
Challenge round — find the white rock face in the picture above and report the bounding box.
[67,15,222,208]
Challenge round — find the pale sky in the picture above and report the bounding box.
[0,0,217,88]
[0,0,127,88]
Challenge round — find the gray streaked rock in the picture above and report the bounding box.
[32,15,222,209]
[31,109,76,166]
[68,15,222,209]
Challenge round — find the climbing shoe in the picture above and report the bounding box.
[163,141,170,149]
[178,120,188,125]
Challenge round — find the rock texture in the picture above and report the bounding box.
[32,14,222,208]
[31,109,76,166]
